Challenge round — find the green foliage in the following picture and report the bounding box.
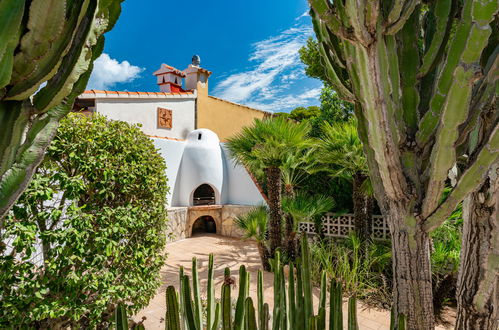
[299,37,329,84]
[0,0,124,219]
[275,106,321,123]
[0,113,169,327]
[309,236,392,302]
[317,121,368,179]
[235,206,269,244]
[227,117,312,170]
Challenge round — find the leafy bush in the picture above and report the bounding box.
[309,236,392,307]
[309,215,462,316]
[0,113,169,327]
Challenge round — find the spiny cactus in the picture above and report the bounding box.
[156,237,407,330]
[0,0,123,220]
[308,0,498,327]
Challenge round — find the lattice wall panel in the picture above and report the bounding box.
[298,213,389,240]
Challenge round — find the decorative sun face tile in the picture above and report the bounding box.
[157,107,172,129]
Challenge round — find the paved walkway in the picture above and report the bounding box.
[134,234,454,329]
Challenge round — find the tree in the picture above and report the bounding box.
[299,37,329,83]
[227,118,312,256]
[317,121,374,243]
[0,0,124,221]
[309,87,354,137]
[0,113,169,327]
[309,1,498,328]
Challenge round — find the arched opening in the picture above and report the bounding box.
[193,184,215,206]
[191,216,217,235]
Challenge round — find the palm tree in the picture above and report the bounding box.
[227,118,312,256]
[317,121,374,242]
[234,206,271,270]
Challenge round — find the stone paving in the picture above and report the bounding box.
[134,234,455,329]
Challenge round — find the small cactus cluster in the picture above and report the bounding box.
[115,235,406,329]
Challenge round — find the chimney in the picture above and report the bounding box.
[153,63,186,93]
[183,55,212,91]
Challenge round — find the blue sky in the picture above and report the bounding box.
[87,0,322,112]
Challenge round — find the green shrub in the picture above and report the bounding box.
[0,113,169,327]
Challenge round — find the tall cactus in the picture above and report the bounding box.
[207,254,216,330]
[308,0,498,328]
[0,0,124,221]
[159,241,407,330]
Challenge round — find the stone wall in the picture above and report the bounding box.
[165,205,256,241]
[221,205,255,238]
[166,207,188,242]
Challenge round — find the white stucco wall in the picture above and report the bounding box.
[150,130,265,208]
[152,138,185,205]
[221,146,266,205]
[95,97,195,140]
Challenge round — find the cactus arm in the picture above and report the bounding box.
[6,0,90,100]
[385,0,420,35]
[396,10,420,134]
[421,0,498,218]
[457,46,499,149]
[244,298,257,330]
[329,279,343,330]
[207,254,215,330]
[271,252,281,330]
[114,303,128,330]
[0,0,25,89]
[295,258,305,329]
[0,50,96,219]
[418,0,454,77]
[221,283,232,330]
[234,265,248,330]
[165,286,181,330]
[347,296,359,330]
[262,303,270,330]
[417,0,498,147]
[32,0,110,112]
[257,270,264,330]
[279,264,287,330]
[317,271,327,328]
[211,302,221,330]
[0,101,29,176]
[424,124,499,232]
[182,275,198,330]
[300,236,313,322]
[288,263,296,328]
[191,258,203,330]
[344,0,372,46]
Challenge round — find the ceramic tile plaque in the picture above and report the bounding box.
[157,107,172,129]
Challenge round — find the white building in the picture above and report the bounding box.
[76,56,268,240]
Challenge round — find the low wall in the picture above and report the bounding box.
[166,204,255,241]
[166,207,188,242]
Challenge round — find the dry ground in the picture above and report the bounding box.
[134,234,455,329]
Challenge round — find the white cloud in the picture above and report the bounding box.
[245,87,322,112]
[212,21,320,112]
[296,10,310,20]
[87,53,143,90]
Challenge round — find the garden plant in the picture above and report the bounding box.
[0,114,169,327]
